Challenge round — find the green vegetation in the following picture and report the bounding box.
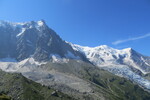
[1,59,150,100]
[0,70,75,100]
[85,68,150,100]
[0,94,11,100]
[44,60,150,100]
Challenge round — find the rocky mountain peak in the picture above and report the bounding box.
[0,20,87,62]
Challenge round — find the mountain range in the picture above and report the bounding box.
[0,20,150,100]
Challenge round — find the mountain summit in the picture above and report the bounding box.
[0,20,87,61]
[71,43,150,74]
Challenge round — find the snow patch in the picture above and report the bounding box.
[0,20,45,34]
[49,54,69,63]
[0,57,46,72]
[16,28,26,37]
[65,51,80,59]
[37,20,44,26]
[141,57,150,67]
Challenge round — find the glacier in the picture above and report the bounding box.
[70,43,150,90]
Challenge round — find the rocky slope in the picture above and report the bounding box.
[1,58,149,100]
[0,20,87,61]
[0,70,75,100]
[23,60,150,100]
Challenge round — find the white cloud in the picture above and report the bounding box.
[112,33,150,45]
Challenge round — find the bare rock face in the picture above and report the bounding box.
[0,20,87,62]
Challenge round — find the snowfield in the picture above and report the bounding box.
[70,43,150,90]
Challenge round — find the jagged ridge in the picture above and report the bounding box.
[0,20,87,62]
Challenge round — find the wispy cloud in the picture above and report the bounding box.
[112,33,150,45]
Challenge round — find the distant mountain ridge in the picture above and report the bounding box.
[70,43,150,74]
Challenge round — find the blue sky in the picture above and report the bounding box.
[0,0,150,56]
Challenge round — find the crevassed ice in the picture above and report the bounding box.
[102,66,150,89]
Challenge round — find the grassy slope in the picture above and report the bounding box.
[86,68,150,100]
[0,70,75,100]
[43,60,150,100]
[1,59,150,100]
[0,94,11,100]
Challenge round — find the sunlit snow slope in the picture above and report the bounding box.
[70,43,150,90]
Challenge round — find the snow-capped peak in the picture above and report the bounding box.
[94,45,113,50]
[37,20,45,26]
[70,43,150,74]
[69,43,150,89]
[0,20,48,38]
[0,20,46,30]
[70,43,130,59]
